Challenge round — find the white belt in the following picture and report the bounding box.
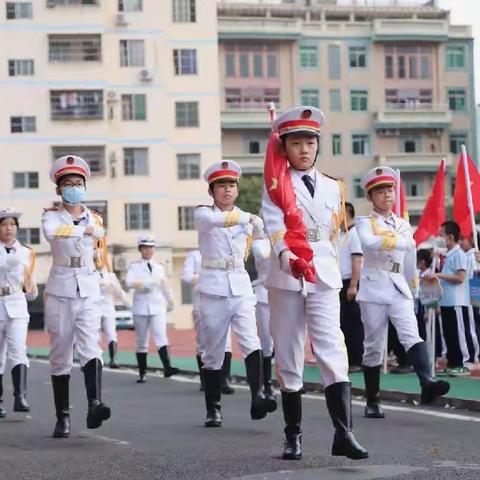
[53,257,89,268]
[366,259,403,274]
[0,285,21,297]
[305,227,331,242]
[202,256,243,271]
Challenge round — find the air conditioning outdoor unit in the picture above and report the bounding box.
[46,0,57,7]
[115,13,128,26]
[138,68,154,81]
[106,90,120,102]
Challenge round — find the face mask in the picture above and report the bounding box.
[61,186,85,205]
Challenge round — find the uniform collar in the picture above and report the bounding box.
[290,167,317,182]
[0,239,20,251]
[445,244,460,258]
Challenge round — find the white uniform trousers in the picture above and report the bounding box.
[45,294,103,376]
[256,302,274,357]
[199,293,260,370]
[0,306,29,374]
[134,314,168,353]
[359,290,423,367]
[101,315,118,344]
[194,309,232,356]
[269,282,349,392]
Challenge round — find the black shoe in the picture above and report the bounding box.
[363,365,385,419]
[281,391,302,460]
[52,375,70,438]
[108,341,119,369]
[245,350,269,420]
[204,369,222,427]
[12,364,30,412]
[263,356,277,413]
[407,342,450,404]
[158,346,180,378]
[83,359,111,429]
[196,355,205,392]
[136,352,147,383]
[325,382,369,460]
[221,352,235,395]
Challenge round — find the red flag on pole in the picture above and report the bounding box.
[453,152,480,238]
[392,170,409,220]
[413,160,445,246]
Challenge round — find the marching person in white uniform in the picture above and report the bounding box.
[125,235,179,383]
[0,207,37,418]
[262,106,367,461]
[42,155,111,438]
[356,166,450,419]
[195,160,274,428]
[251,227,276,409]
[181,249,234,394]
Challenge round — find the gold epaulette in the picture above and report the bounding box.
[321,172,344,182]
[43,207,59,213]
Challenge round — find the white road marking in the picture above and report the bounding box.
[79,431,130,446]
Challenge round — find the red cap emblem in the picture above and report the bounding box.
[66,156,75,165]
[301,109,312,119]
[221,161,229,169]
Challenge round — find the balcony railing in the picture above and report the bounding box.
[46,0,99,6]
[48,34,102,63]
[374,104,451,129]
[375,153,452,171]
[50,90,104,120]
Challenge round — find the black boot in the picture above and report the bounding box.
[281,391,302,460]
[52,375,70,438]
[12,364,30,412]
[221,352,235,395]
[263,356,277,413]
[203,369,222,427]
[408,342,450,404]
[136,352,147,383]
[325,382,369,460]
[196,355,205,392]
[83,358,111,429]
[244,350,269,420]
[363,365,385,418]
[158,346,180,378]
[108,341,119,369]
[0,374,6,418]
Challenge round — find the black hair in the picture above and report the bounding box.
[417,249,432,268]
[0,217,19,228]
[345,202,355,219]
[57,173,86,187]
[441,221,460,243]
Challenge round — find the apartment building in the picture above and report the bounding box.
[0,0,220,328]
[217,0,477,223]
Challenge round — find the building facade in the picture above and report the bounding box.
[0,0,220,328]
[217,0,477,224]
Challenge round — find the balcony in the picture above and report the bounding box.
[221,109,272,130]
[372,18,449,42]
[50,90,104,121]
[405,196,428,213]
[375,153,452,172]
[224,154,264,174]
[374,104,452,130]
[218,17,301,40]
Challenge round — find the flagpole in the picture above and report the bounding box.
[461,144,478,251]
[395,169,401,216]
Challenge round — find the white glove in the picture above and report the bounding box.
[279,249,298,276]
[6,256,20,268]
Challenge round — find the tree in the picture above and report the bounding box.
[237,174,263,214]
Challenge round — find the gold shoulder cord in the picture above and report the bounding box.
[23,248,36,292]
[244,234,253,262]
[369,217,397,251]
[337,179,348,245]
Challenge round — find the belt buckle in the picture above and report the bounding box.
[391,262,400,273]
[225,258,235,271]
[1,286,11,296]
[70,257,82,268]
[306,228,319,242]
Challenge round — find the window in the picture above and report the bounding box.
[8,59,34,76]
[352,134,370,155]
[6,2,32,19]
[181,280,193,304]
[178,206,195,231]
[224,44,278,79]
[49,0,99,5]
[450,134,467,154]
[385,55,393,78]
[353,178,364,199]
[384,45,432,80]
[17,228,40,245]
[48,34,102,63]
[385,88,432,108]
[349,46,367,68]
[177,153,200,179]
[300,45,317,68]
[446,45,465,69]
[118,0,142,11]
[249,141,260,154]
[125,203,150,230]
[124,148,148,175]
[172,0,195,23]
[329,89,341,112]
[225,50,235,77]
[50,90,103,120]
[405,179,424,197]
[350,90,368,111]
[120,40,144,67]
[175,101,198,127]
[173,49,197,75]
[300,88,320,108]
[332,134,342,156]
[225,87,280,110]
[328,45,341,80]
[84,201,108,227]
[402,138,417,153]
[10,116,36,133]
[52,146,105,175]
[121,94,146,120]
[13,172,38,189]
[448,88,466,112]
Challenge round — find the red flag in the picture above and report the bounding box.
[392,174,409,221]
[453,153,480,237]
[264,132,316,283]
[413,160,445,246]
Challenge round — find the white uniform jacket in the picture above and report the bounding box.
[262,168,343,292]
[182,250,201,312]
[195,205,255,297]
[125,259,173,316]
[0,240,37,318]
[356,211,418,304]
[251,238,270,304]
[99,268,131,316]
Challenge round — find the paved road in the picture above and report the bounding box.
[1,361,480,480]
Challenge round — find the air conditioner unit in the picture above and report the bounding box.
[46,0,56,7]
[138,68,154,81]
[115,13,128,26]
[114,255,128,272]
[106,90,120,102]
